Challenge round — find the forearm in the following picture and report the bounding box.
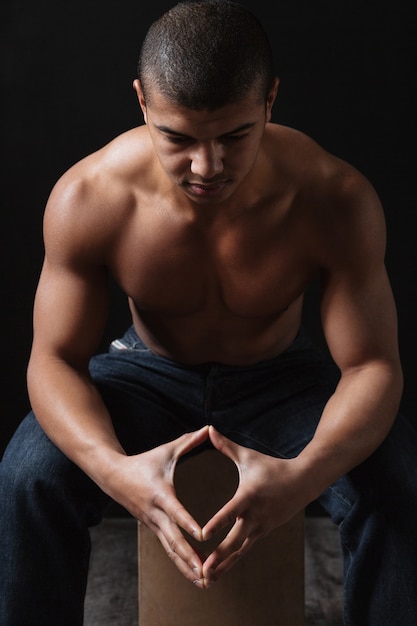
[295,361,403,502]
[27,356,126,489]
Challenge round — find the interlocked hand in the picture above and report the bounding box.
[104,425,210,585]
[199,426,306,588]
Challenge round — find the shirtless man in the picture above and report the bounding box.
[1,2,417,625]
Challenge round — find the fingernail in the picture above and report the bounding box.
[193,579,203,589]
[202,528,213,541]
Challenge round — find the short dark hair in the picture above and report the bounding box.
[138,0,275,110]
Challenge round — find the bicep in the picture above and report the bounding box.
[320,263,400,372]
[318,178,400,372]
[31,256,110,370]
[30,173,114,368]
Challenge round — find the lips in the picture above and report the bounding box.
[187,180,228,196]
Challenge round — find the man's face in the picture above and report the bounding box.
[134,81,276,205]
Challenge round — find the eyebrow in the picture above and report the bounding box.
[154,122,256,139]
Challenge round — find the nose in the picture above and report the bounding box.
[190,141,224,179]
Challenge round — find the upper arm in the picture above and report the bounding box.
[30,174,111,371]
[318,169,401,374]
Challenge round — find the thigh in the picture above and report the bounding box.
[89,330,208,454]
[1,411,108,525]
[317,411,417,527]
[210,330,341,459]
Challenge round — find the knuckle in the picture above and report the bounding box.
[168,536,178,554]
[166,549,176,562]
[151,491,166,508]
[144,509,163,530]
[167,550,178,562]
[224,508,238,526]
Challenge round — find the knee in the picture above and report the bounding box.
[1,413,75,499]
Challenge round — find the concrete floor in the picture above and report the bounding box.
[85,515,343,626]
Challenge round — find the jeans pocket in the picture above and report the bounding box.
[110,330,151,353]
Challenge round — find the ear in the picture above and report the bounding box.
[133,79,147,123]
[266,76,279,122]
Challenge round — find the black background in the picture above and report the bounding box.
[1,0,416,455]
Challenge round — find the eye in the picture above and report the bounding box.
[164,135,191,145]
[223,133,249,143]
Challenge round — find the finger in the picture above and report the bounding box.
[157,524,206,586]
[152,482,204,541]
[161,533,204,587]
[201,492,242,541]
[171,425,210,463]
[203,519,259,583]
[167,495,204,540]
[144,494,204,577]
[205,536,253,583]
[208,425,242,464]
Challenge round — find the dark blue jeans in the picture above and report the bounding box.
[1,326,417,625]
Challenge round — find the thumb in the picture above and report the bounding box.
[208,425,239,463]
[174,425,210,460]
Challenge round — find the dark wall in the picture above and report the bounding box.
[1,0,416,454]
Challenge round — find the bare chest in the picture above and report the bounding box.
[109,213,317,318]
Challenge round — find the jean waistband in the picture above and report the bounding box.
[111,325,319,374]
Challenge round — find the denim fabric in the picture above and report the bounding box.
[1,325,417,625]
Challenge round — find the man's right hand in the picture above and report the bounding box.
[102,425,210,586]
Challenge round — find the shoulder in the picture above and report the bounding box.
[266,123,376,199]
[267,124,384,223]
[265,123,386,264]
[47,125,151,222]
[43,126,152,263]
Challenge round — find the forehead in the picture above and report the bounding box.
[145,87,265,139]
